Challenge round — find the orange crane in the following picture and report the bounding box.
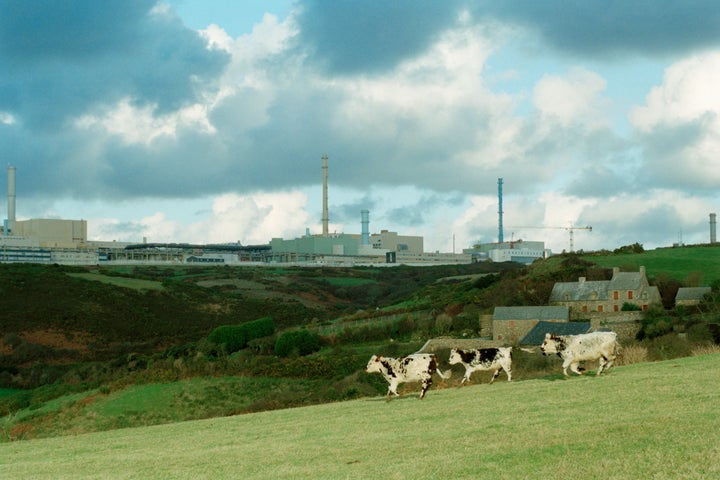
[506,224,592,252]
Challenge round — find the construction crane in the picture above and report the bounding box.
[506,224,592,252]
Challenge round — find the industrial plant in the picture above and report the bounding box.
[1,163,716,267]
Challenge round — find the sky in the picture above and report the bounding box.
[2,0,720,254]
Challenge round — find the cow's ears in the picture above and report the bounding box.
[544,333,551,339]
[376,356,382,361]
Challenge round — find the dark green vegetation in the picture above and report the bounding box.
[1,244,719,440]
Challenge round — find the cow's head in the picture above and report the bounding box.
[540,333,562,355]
[365,355,383,373]
[448,348,461,365]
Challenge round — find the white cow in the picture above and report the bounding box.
[540,331,619,377]
[448,347,513,384]
[365,353,449,399]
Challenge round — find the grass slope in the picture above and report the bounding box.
[2,354,719,479]
[582,245,720,285]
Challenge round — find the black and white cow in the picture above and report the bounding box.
[448,347,513,384]
[365,353,449,399]
[540,331,619,377]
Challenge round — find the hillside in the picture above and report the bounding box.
[581,243,720,286]
[2,354,719,479]
[1,245,719,441]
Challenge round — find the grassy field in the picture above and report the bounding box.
[2,354,718,479]
[581,245,720,285]
[66,273,165,291]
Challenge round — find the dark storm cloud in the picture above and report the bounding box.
[476,0,720,58]
[292,0,464,74]
[291,0,720,73]
[0,0,229,129]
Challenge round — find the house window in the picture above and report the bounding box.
[628,291,634,300]
[564,293,570,301]
[642,292,648,299]
[613,291,619,300]
[642,305,648,311]
[582,305,588,312]
[598,305,604,312]
[591,292,598,300]
[614,305,619,312]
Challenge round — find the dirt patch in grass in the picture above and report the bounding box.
[1,330,95,359]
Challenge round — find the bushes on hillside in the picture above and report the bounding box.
[207,317,276,355]
[274,330,321,357]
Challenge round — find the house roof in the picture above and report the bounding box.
[549,280,609,302]
[675,287,711,301]
[548,269,652,302]
[608,271,645,291]
[521,321,591,345]
[492,305,569,321]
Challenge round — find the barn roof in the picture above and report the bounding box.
[675,287,711,301]
[521,321,591,345]
[492,305,569,321]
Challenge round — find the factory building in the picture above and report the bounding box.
[464,239,550,265]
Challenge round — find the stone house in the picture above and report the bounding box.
[492,305,569,343]
[675,287,712,307]
[549,266,661,316]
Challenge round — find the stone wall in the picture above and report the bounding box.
[586,311,642,342]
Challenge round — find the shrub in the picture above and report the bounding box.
[242,316,276,341]
[621,302,641,311]
[617,344,648,366]
[207,317,276,355]
[275,330,321,357]
[207,326,247,354]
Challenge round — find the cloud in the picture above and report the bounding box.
[476,0,720,59]
[291,0,465,74]
[630,53,720,191]
[532,68,609,128]
[89,191,313,245]
[0,0,228,130]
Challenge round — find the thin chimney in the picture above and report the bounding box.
[321,154,329,236]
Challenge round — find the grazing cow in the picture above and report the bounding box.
[448,347,513,384]
[540,331,619,377]
[365,354,449,399]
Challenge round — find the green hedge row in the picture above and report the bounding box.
[207,317,276,354]
[274,330,321,357]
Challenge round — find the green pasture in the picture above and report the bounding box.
[66,273,165,291]
[319,277,377,287]
[2,354,718,479]
[581,245,720,285]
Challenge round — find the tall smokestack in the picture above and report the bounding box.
[322,154,329,236]
[497,177,504,243]
[8,165,16,222]
[711,213,717,244]
[361,209,369,245]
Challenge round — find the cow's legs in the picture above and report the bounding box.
[419,376,432,399]
[387,380,400,399]
[460,367,472,385]
[563,359,583,376]
[489,369,501,384]
[597,355,608,376]
[505,366,512,382]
